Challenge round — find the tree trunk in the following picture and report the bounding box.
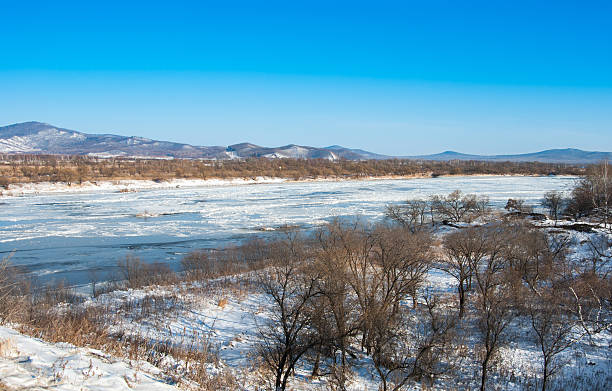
[541,358,549,391]
[458,284,465,318]
[311,351,320,377]
[480,355,490,391]
[275,354,288,391]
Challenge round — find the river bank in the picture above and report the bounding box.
[0,173,559,197]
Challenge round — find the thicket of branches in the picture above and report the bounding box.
[564,161,611,227]
[386,189,490,229]
[248,220,610,391]
[0,154,582,187]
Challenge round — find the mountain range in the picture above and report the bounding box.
[1,122,610,164]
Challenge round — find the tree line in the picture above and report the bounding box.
[0,154,584,188]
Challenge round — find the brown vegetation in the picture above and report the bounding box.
[0,154,583,187]
[564,161,611,227]
[386,189,490,230]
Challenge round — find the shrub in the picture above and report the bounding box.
[117,256,176,289]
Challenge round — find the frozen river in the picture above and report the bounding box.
[0,176,576,285]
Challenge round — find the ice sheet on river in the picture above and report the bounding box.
[0,176,576,285]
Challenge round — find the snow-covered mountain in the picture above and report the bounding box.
[1,122,610,163]
[0,122,228,158]
[225,142,388,160]
[0,122,385,160]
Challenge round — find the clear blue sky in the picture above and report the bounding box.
[1,1,611,155]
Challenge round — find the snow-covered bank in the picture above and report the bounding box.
[0,177,290,197]
[0,173,549,197]
[0,325,179,391]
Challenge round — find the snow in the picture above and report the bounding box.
[0,177,289,197]
[0,325,179,391]
[0,136,43,153]
[74,244,611,390]
[101,287,266,369]
[0,128,87,153]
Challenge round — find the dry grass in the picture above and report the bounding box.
[115,256,178,290]
[12,297,231,389]
[0,337,15,358]
[0,254,238,389]
[217,298,228,308]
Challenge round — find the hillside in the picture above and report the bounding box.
[0,122,379,161]
[1,122,610,163]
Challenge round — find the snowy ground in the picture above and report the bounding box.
[0,325,180,391]
[1,274,610,390]
[79,279,383,390]
[75,251,611,390]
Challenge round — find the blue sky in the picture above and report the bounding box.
[1,1,611,155]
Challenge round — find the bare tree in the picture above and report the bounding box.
[541,190,565,226]
[518,234,609,391]
[311,230,363,387]
[604,160,610,228]
[370,226,434,311]
[408,294,459,381]
[371,293,457,391]
[564,183,594,221]
[314,221,434,359]
[471,225,514,391]
[430,190,489,224]
[565,271,612,342]
[440,226,489,318]
[589,160,611,228]
[566,160,612,227]
[586,234,611,276]
[385,199,430,233]
[525,288,576,391]
[503,224,568,296]
[318,221,378,354]
[256,235,322,391]
[505,198,533,213]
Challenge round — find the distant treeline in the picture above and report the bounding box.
[0,154,585,187]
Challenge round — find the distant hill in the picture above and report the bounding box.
[409,149,612,164]
[1,122,609,163]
